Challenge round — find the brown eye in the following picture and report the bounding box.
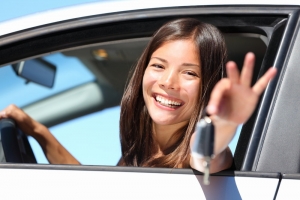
[152,64,164,69]
[186,71,198,77]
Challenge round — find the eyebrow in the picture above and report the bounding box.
[151,57,167,63]
[151,57,200,67]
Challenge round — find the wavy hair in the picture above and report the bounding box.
[119,18,227,168]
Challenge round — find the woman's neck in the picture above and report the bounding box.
[152,121,188,152]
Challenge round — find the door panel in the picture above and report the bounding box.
[0,165,280,199]
[276,174,300,200]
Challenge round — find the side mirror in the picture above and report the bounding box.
[12,58,56,88]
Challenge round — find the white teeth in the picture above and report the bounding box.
[155,95,181,107]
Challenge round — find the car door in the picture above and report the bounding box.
[0,3,299,199]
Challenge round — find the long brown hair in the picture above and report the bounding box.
[120,18,227,168]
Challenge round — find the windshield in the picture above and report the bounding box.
[0,53,95,107]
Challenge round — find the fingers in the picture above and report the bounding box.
[240,52,255,87]
[226,52,255,86]
[0,104,38,136]
[226,61,240,84]
[0,110,7,118]
[0,105,15,119]
[207,79,231,115]
[252,67,277,95]
[0,104,26,122]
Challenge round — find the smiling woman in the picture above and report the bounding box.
[142,40,202,166]
[118,18,230,170]
[117,18,276,171]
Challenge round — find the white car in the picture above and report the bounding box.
[0,1,300,199]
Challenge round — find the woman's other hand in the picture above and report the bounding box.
[0,104,43,137]
[0,104,80,164]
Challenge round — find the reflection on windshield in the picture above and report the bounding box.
[0,53,95,109]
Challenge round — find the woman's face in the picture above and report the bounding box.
[142,39,201,128]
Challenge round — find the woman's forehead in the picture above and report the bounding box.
[150,39,200,64]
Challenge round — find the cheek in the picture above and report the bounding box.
[142,69,149,91]
[142,69,153,98]
[184,81,200,104]
[142,68,159,90]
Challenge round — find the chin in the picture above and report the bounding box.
[152,119,172,125]
[152,117,188,127]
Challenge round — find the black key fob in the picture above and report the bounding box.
[191,116,215,158]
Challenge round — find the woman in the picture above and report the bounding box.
[0,18,276,173]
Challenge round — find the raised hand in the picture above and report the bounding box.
[190,52,277,173]
[207,52,277,125]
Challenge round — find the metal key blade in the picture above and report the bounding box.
[203,157,211,185]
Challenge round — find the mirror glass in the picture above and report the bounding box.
[12,59,56,88]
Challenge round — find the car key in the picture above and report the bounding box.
[191,115,215,185]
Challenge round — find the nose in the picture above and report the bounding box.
[158,69,179,90]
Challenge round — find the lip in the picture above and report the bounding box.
[153,93,184,104]
[152,93,184,110]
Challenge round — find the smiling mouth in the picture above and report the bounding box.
[155,95,182,108]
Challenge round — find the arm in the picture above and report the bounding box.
[190,52,277,173]
[0,105,80,165]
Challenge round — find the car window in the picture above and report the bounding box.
[0,35,253,165]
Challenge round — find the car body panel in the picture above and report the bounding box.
[0,164,280,200]
[276,174,300,199]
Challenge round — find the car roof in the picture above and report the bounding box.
[0,0,299,37]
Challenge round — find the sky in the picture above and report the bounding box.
[0,0,103,22]
[0,0,240,165]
